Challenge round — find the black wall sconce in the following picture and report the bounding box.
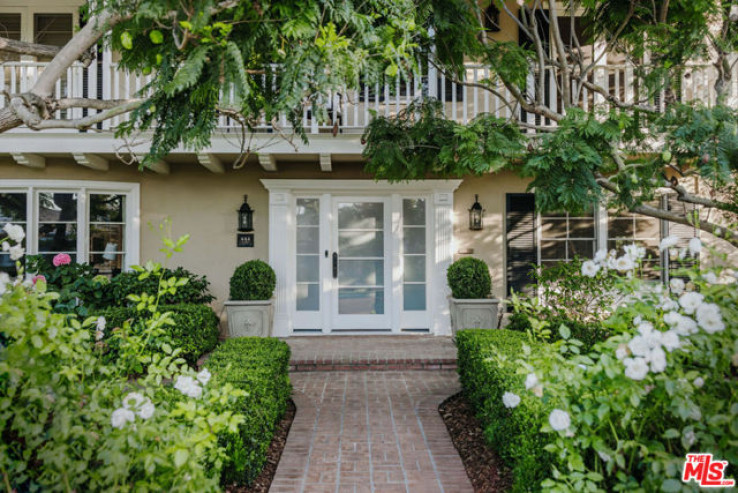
[469,194,484,231]
[238,194,254,232]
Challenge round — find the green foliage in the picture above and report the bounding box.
[0,232,245,492]
[455,329,555,491]
[447,257,492,299]
[362,99,526,180]
[493,251,738,491]
[205,338,292,487]
[25,255,110,316]
[97,303,220,366]
[105,0,433,166]
[507,312,609,352]
[109,266,215,306]
[229,260,276,301]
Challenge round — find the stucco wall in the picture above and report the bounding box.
[1,158,526,309]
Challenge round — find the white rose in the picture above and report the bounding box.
[695,303,725,334]
[594,249,608,264]
[548,409,571,431]
[623,243,645,261]
[663,311,681,326]
[0,272,10,295]
[624,357,649,381]
[693,377,705,388]
[111,408,136,429]
[649,347,667,373]
[525,373,538,390]
[3,224,25,244]
[138,401,155,420]
[688,237,702,256]
[123,392,146,410]
[615,344,630,360]
[96,316,106,332]
[196,368,212,386]
[669,278,685,294]
[8,245,24,261]
[581,260,599,278]
[678,292,704,315]
[174,375,203,399]
[660,330,680,352]
[659,235,679,251]
[502,392,521,409]
[703,272,718,284]
[628,335,650,357]
[614,255,634,272]
[675,315,698,336]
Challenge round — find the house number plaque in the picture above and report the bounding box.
[237,233,254,248]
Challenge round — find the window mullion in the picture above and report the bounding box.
[27,187,36,255]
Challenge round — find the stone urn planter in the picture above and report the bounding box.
[447,257,500,334]
[226,260,276,338]
[449,298,500,333]
[225,300,274,337]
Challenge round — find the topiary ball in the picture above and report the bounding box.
[447,257,492,299]
[229,260,276,300]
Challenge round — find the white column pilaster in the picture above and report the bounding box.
[268,188,292,336]
[432,191,454,336]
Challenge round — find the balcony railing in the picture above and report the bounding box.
[2,55,736,135]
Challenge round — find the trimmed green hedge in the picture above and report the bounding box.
[205,337,292,487]
[507,312,609,351]
[455,329,555,492]
[98,304,220,365]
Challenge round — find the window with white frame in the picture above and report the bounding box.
[402,198,427,311]
[0,181,139,276]
[539,208,597,266]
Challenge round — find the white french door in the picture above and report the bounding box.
[329,197,392,331]
[268,179,461,337]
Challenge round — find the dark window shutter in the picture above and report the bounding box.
[506,193,537,297]
[664,194,699,279]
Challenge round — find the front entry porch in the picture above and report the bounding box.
[264,179,462,337]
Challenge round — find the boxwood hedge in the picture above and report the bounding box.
[455,329,557,492]
[98,303,220,366]
[205,337,292,487]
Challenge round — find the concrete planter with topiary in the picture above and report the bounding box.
[225,260,276,337]
[447,257,500,333]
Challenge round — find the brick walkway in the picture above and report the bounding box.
[270,371,472,493]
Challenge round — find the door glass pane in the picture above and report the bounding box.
[297,283,320,311]
[404,256,425,283]
[297,255,319,283]
[338,202,384,229]
[339,259,384,286]
[296,199,319,226]
[404,284,426,311]
[297,227,319,254]
[402,227,426,254]
[339,231,384,257]
[339,288,384,314]
[403,199,425,225]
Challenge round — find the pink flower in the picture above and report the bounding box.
[52,253,72,267]
[32,275,46,285]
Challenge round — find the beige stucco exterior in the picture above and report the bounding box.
[0,157,528,314]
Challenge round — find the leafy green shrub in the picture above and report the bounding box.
[97,303,220,366]
[25,255,111,316]
[205,337,291,487]
[229,260,276,300]
[1,227,245,492]
[109,266,214,306]
[455,329,556,491]
[507,311,609,351]
[447,257,491,299]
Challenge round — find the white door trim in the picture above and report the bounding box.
[262,179,462,336]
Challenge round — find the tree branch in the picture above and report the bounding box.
[31,100,145,130]
[0,37,95,66]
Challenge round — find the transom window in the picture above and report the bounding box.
[0,181,139,276]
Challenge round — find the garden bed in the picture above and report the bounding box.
[439,393,511,492]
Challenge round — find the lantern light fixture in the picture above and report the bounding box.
[238,194,254,232]
[469,194,484,231]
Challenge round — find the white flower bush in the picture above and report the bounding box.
[507,237,737,491]
[0,225,246,492]
[502,391,521,409]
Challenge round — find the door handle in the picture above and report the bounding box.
[332,252,338,279]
